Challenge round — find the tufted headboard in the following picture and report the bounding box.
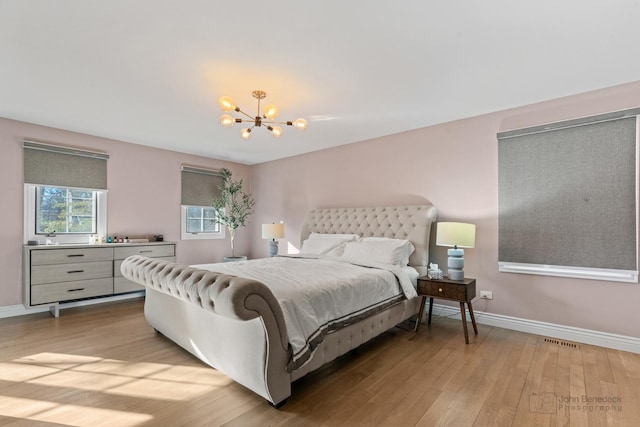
[300,205,437,268]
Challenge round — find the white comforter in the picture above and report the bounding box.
[192,255,417,367]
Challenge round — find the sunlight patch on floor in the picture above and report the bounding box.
[0,362,59,382]
[0,396,153,427]
[5,352,230,400]
[0,352,233,425]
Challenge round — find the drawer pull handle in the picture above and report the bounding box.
[139,250,153,254]
[67,254,85,258]
[67,270,85,274]
[438,287,443,293]
[67,288,85,292]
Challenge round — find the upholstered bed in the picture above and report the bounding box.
[120,205,437,406]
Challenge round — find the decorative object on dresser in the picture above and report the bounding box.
[435,222,476,280]
[22,242,175,317]
[415,276,478,344]
[120,204,437,407]
[211,168,255,261]
[262,223,285,257]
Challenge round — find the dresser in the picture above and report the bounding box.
[23,242,175,317]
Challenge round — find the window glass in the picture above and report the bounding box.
[185,206,220,234]
[36,186,97,235]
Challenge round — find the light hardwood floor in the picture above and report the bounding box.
[0,298,638,426]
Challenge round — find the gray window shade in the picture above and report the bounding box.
[181,166,223,206]
[23,140,109,190]
[498,108,639,279]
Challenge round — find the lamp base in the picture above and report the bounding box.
[447,248,465,281]
[448,269,465,281]
[268,240,279,257]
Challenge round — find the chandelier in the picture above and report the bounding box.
[218,90,308,140]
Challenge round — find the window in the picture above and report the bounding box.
[181,206,225,240]
[180,165,225,240]
[25,185,107,244]
[23,140,109,245]
[498,108,639,283]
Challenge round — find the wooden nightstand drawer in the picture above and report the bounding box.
[417,278,475,302]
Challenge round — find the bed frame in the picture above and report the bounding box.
[121,205,437,406]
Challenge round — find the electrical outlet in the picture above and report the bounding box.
[480,290,493,300]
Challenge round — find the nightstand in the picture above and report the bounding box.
[414,276,478,344]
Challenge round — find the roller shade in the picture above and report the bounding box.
[23,140,109,190]
[181,165,223,206]
[498,108,639,281]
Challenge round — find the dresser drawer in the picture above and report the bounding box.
[114,277,145,294]
[113,256,175,278]
[418,280,474,301]
[31,247,113,266]
[31,261,113,285]
[31,278,114,305]
[114,244,175,260]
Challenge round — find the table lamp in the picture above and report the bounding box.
[436,222,476,280]
[262,223,285,257]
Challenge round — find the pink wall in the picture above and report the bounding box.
[249,80,640,338]
[3,80,640,338]
[0,118,252,307]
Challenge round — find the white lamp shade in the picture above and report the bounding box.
[436,222,476,248]
[262,223,285,239]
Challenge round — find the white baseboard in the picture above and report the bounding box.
[0,292,145,319]
[431,303,640,355]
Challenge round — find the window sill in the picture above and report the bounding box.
[498,262,638,283]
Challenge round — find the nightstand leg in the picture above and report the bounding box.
[468,302,478,335]
[460,302,469,344]
[414,296,427,332]
[427,297,434,325]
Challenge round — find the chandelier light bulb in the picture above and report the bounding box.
[220,114,235,127]
[219,96,236,112]
[240,128,252,140]
[293,118,308,131]
[270,126,283,138]
[263,104,279,120]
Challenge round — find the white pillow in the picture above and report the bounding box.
[309,233,359,241]
[343,238,415,266]
[300,238,351,256]
[361,237,415,265]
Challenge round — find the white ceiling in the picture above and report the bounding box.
[1,1,639,165]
